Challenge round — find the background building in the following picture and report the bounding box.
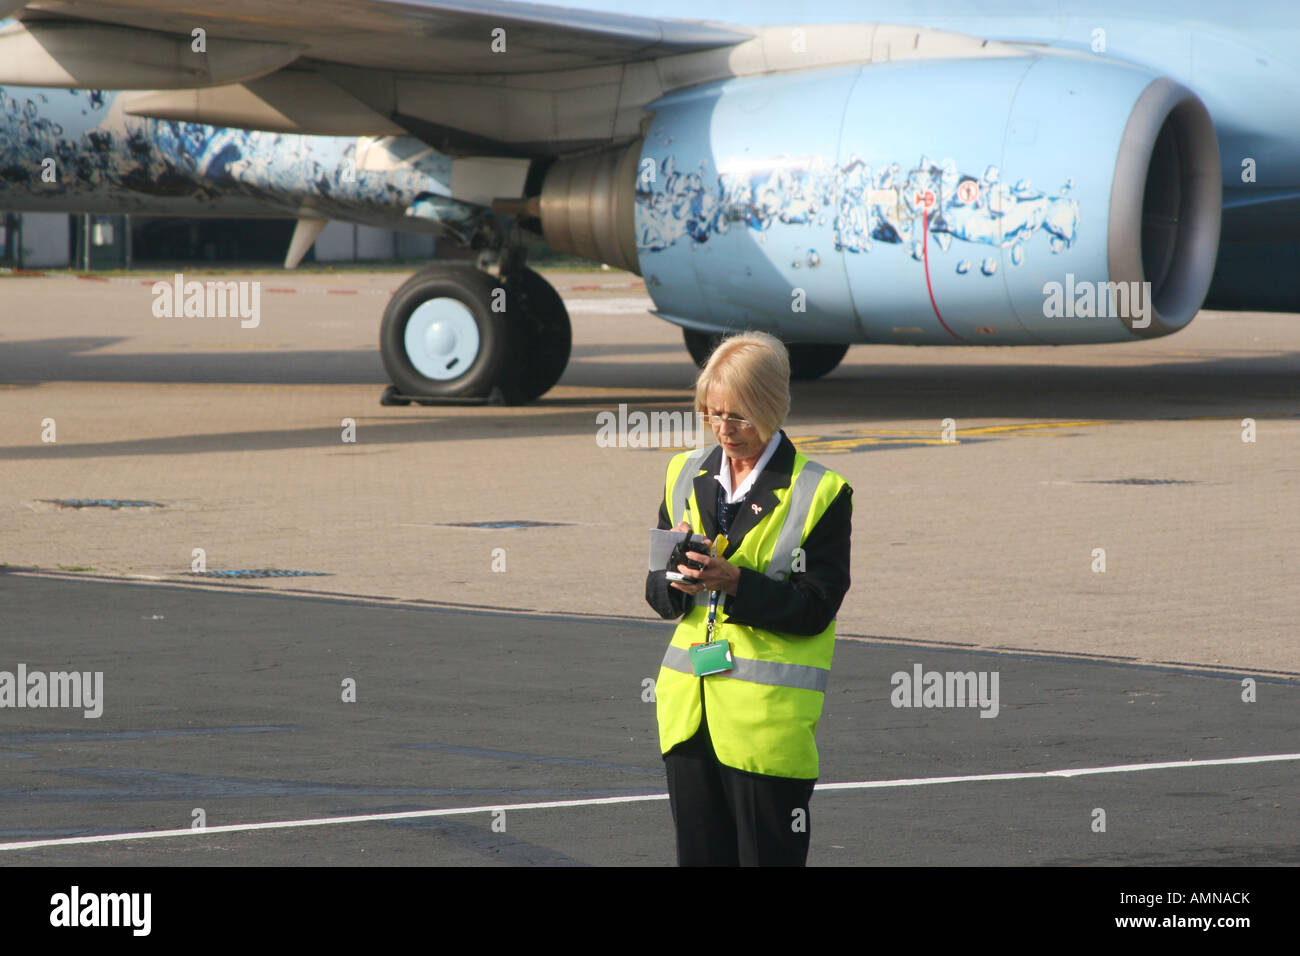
[0,213,435,269]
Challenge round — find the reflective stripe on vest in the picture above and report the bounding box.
[763,460,826,580]
[660,644,830,693]
[671,445,712,526]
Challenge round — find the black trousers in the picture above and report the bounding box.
[663,711,817,867]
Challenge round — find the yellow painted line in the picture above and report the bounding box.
[846,416,1296,432]
[949,421,1114,435]
[792,422,1115,439]
[790,436,955,454]
[854,421,1113,436]
[791,415,1299,453]
[790,421,1114,451]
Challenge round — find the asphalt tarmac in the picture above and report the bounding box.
[0,269,1296,865]
[1,574,1295,866]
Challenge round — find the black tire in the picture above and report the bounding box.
[683,329,723,369]
[498,266,571,404]
[786,342,849,380]
[683,329,847,381]
[380,265,510,399]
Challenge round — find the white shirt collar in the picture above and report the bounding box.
[715,430,783,504]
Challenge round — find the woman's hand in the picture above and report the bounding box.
[668,521,742,597]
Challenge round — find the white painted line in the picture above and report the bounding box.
[0,794,670,851]
[3,752,1296,852]
[563,298,653,314]
[815,752,1300,790]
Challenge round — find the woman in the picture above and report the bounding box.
[644,330,853,866]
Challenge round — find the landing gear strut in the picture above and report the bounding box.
[379,263,570,405]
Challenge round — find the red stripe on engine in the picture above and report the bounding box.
[922,208,966,343]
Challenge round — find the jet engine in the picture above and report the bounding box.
[541,55,1221,348]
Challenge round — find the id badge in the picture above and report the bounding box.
[689,639,733,676]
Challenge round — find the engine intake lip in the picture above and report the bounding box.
[1109,77,1221,337]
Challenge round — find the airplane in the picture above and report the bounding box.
[1,0,1297,404]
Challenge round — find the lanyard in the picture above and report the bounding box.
[682,496,730,644]
[702,530,729,643]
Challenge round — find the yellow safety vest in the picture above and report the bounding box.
[655,443,848,779]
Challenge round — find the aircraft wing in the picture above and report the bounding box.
[3,0,755,153]
[8,0,752,74]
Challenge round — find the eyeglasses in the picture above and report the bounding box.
[701,413,756,431]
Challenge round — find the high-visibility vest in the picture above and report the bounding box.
[655,443,848,779]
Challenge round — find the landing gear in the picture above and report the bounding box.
[682,329,849,381]
[683,329,722,370]
[379,263,570,404]
[500,266,571,404]
[786,342,849,380]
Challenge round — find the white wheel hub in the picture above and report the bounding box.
[403,297,481,380]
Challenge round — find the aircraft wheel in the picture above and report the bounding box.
[683,330,847,380]
[786,342,849,380]
[498,267,571,404]
[683,329,723,369]
[380,265,512,400]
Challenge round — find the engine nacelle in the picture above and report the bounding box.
[546,56,1221,345]
[539,143,642,275]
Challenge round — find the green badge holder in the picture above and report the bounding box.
[689,639,733,676]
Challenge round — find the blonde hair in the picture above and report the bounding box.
[694,331,790,443]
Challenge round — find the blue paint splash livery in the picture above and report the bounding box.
[0,87,486,238]
[637,152,1079,276]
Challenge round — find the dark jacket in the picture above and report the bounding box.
[644,430,852,636]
